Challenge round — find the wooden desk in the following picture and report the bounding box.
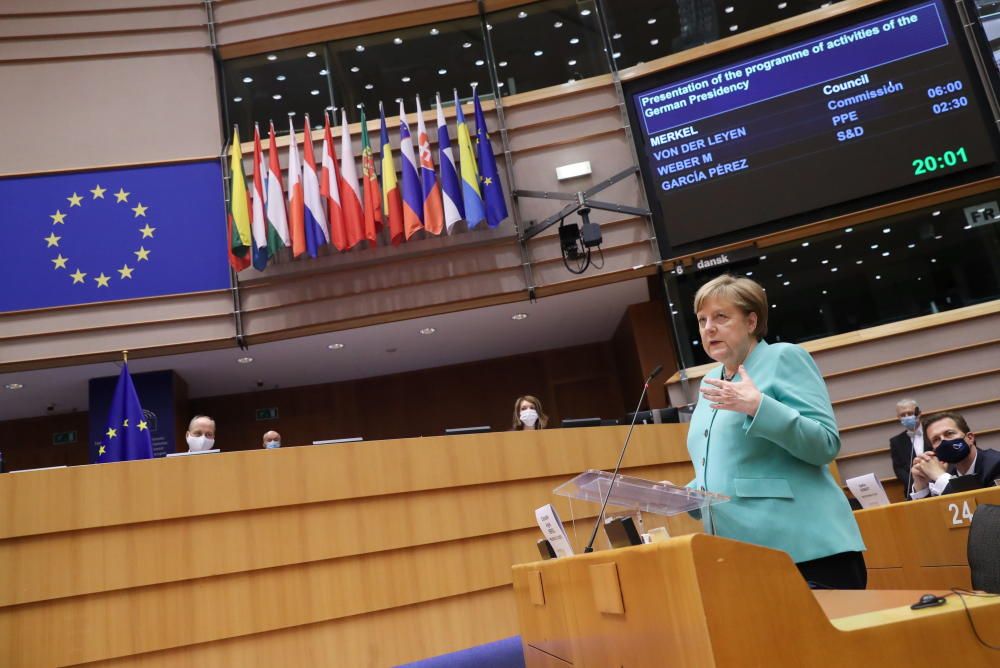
[0,424,693,667]
[855,486,1000,589]
[512,535,1000,667]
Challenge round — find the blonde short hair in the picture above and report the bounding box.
[693,274,768,340]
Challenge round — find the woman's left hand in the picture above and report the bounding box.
[700,365,763,416]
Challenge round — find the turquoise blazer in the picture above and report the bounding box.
[687,340,865,563]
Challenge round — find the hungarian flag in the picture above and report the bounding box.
[321,112,348,251]
[227,126,252,271]
[398,99,424,239]
[415,96,444,236]
[359,106,382,245]
[436,94,464,234]
[250,124,269,270]
[380,102,405,246]
[286,118,306,257]
[339,109,366,248]
[455,90,486,228]
[302,114,329,257]
[266,122,290,255]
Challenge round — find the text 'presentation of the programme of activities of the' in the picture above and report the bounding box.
[627,0,999,247]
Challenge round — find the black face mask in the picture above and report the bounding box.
[934,436,971,464]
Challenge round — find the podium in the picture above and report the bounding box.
[512,534,1000,667]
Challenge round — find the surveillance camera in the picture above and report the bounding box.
[46,404,55,412]
[256,380,264,388]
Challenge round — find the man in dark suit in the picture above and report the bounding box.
[889,398,923,499]
[910,411,1000,499]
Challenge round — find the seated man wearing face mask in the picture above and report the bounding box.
[186,415,217,452]
[889,398,923,499]
[910,411,1000,498]
[262,430,281,449]
[512,395,548,431]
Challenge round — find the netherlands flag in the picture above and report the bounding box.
[286,118,306,257]
[398,99,424,240]
[301,114,328,257]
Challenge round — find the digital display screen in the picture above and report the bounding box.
[626,0,999,249]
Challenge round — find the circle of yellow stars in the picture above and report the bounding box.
[46,184,156,288]
[98,417,150,457]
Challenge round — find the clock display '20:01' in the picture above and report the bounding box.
[912,147,968,175]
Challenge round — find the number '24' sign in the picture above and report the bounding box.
[942,498,977,529]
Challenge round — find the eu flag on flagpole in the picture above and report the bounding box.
[473,88,509,228]
[96,362,153,463]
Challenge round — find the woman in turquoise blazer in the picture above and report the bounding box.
[687,274,866,589]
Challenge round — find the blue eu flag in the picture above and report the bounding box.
[97,363,153,463]
[0,159,231,313]
[473,89,509,229]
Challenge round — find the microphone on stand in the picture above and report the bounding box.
[583,364,664,553]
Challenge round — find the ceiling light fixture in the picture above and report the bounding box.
[419,327,436,335]
[394,37,403,45]
[327,343,345,350]
[307,51,317,58]
[355,45,365,52]
[237,357,254,364]
[267,54,277,61]
[242,76,253,83]
[4,383,23,390]
[511,313,528,320]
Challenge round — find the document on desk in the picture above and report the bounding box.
[846,473,890,509]
[535,504,574,558]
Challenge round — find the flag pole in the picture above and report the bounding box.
[122,350,128,364]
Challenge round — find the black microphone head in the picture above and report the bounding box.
[648,365,664,380]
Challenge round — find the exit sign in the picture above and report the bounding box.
[255,408,279,421]
[52,431,77,445]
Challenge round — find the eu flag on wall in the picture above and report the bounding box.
[0,159,231,313]
[96,362,153,463]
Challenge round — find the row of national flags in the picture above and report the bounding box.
[227,88,508,271]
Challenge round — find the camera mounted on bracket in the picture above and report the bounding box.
[558,207,604,274]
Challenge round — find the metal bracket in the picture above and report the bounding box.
[516,166,651,241]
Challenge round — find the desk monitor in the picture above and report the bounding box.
[165,449,220,457]
[561,417,603,429]
[943,474,982,495]
[312,437,363,445]
[444,426,492,435]
[624,407,681,425]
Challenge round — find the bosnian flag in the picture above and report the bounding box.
[436,93,464,234]
[287,118,306,257]
[455,90,486,228]
[399,99,424,239]
[302,114,328,257]
[266,122,290,255]
[321,111,348,251]
[415,96,444,236]
[251,123,269,270]
[339,108,366,248]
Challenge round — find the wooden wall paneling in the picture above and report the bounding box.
[612,308,644,414]
[0,412,90,472]
[0,425,691,539]
[0,1,200,14]
[0,460,692,607]
[0,6,206,37]
[92,585,518,667]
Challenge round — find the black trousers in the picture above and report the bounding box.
[796,550,867,590]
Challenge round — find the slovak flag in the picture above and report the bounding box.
[339,108,367,248]
[415,95,444,236]
[286,118,306,257]
[321,111,348,251]
[399,99,424,240]
[301,114,329,257]
[436,93,464,234]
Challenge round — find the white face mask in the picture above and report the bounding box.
[187,434,215,451]
[520,409,539,427]
[264,441,280,449]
